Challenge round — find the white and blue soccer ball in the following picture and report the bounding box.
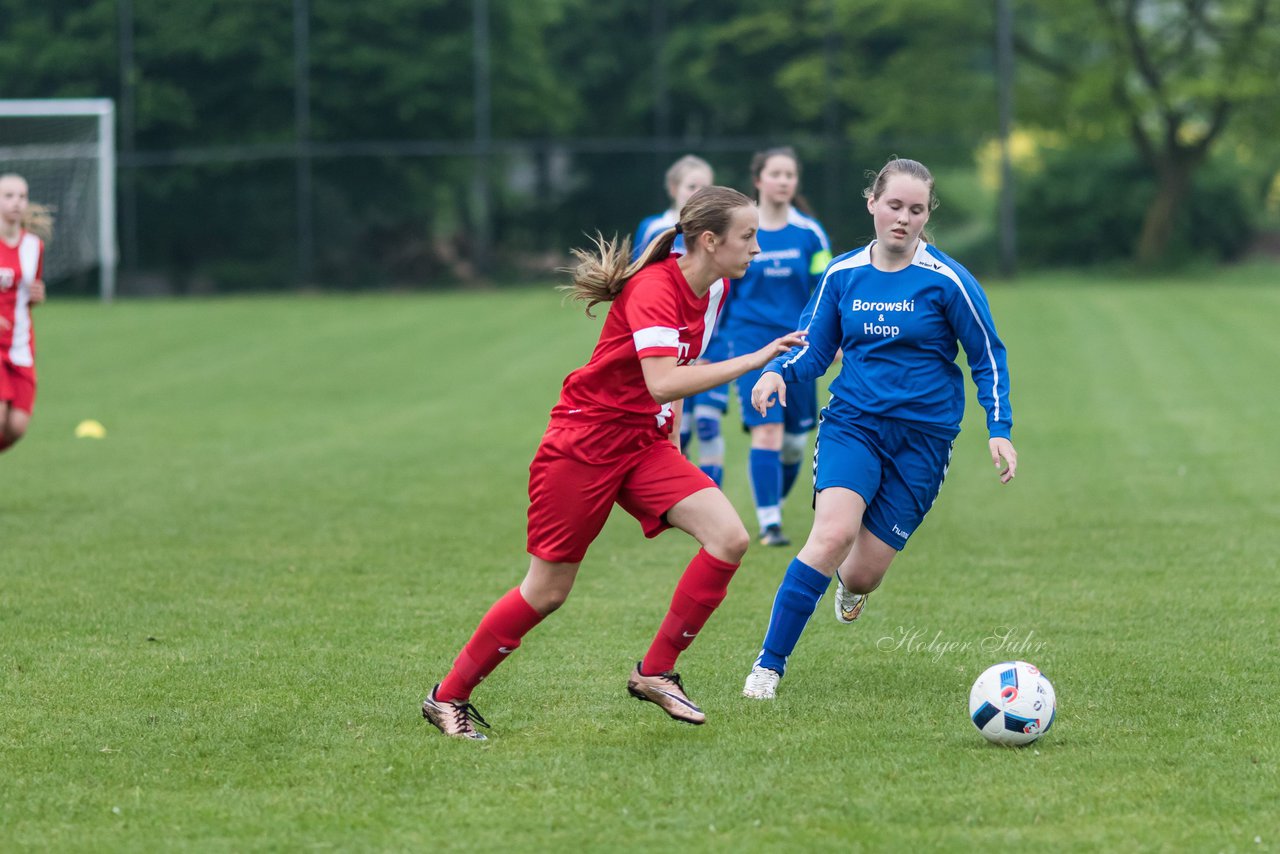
[969,660,1056,746]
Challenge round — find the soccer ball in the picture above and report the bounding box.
[969,660,1056,746]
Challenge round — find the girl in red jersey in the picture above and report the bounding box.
[0,174,50,455]
[422,186,806,739]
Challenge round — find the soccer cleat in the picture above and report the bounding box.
[422,685,491,740]
[759,524,791,547]
[627,663,706,725]
[742,665,781,700]
[833,574,869,624]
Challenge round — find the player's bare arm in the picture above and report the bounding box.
[640,331,805,404]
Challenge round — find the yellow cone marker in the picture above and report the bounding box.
[75,419,107,439]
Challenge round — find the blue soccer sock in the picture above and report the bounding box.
[749,448,782,528]
[781,461,801,498]
[755,558,831,677]
[780,431,808,499]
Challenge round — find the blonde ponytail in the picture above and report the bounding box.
[0,174,54,242]
[559,226,680,317]
[558,185,752,317]
[24,203,54,243]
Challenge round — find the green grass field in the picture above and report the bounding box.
[3,264,1279,851]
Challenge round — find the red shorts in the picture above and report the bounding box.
[526,419,716,563]
[0,360,36,414]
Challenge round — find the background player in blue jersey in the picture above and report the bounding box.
[631,155,713,262]
[725,147,832,546]
[741,158,1018,700]
[632,155,730,486]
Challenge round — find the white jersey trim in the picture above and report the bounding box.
[9,232,39,367]
[639,210,679,251]
[633,325,679,353]
[777,246,871,372]
[786,207,831,252]
[911,241,1003,425]
[699,280,725,357]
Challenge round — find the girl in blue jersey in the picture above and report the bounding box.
[632,155,713,262]
[726,147,832,547]
[741,158,1018,700]
[632,155,730,486]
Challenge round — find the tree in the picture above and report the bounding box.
[1016,0,1280,263]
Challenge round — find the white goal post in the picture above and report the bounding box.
[0,99,117,301]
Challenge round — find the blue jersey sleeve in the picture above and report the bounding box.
[632,210,680,262]
[632,216,657,263]
[765,264,843,383]
[944,267,1012,438]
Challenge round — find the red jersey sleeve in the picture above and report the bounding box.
[624,266,686,360]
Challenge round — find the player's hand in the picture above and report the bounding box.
[990,437,1017,484]
[29,279,46,304]
[0,316,9,332]
[751,371,787,416]
[751,331,806,368]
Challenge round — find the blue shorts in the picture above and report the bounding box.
[812,408,953,551]
[690,385,729,415]
[737,365,817,432]
[691,333,731,415]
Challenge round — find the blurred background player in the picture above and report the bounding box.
[0,173,50,456]
[632,154,730,486]
[421,186,806,739]
[724,147,832,546]
[741,158,1017,701]
[631,155,712,261]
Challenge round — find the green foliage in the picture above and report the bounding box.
[1015,146,1257,267]
[1013,0,1280,261]
[5,0,1280,286]
[5,272,1280,848]
[0,0,116,99]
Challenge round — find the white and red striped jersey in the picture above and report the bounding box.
[551,256,728,433]
[0,230,43,367]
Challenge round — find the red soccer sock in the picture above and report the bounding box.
[641,549,740,675]
[436,587,545,703]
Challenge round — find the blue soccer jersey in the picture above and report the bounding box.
[632,210,686,262]
[767,240,1012,441]
[724,207,831,344]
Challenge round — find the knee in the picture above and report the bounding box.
[1,418,26,443]
[520,574,575,615]
[781,432,808,465]
[707,519,751,563]
[750,423,783,450]
[7,411,30,438]
[526,585,571,615]
[695,413,721,442]
[804,523,857,566]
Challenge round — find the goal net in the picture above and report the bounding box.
[0,99,116,300]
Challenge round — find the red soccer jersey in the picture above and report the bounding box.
[550,256,728,433]
[0,230,43,366]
